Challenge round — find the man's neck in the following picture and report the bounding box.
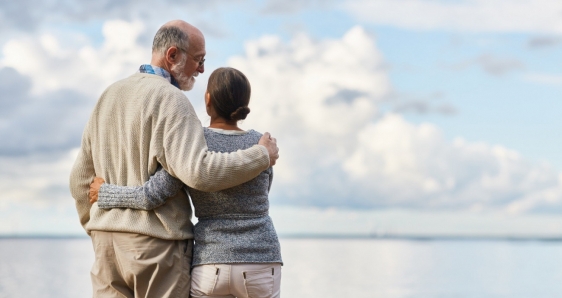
[150,56,172,74]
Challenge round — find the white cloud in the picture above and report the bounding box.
[0,20,150,96]
[261,0,338,14]
[0,66,94,155]
[230,26,390,199]
[343,114,562,212]
[0,150,78,208]
[229,26,562,213]
[0,150,88,235]
[527,36,562,48]
[523,73,562,85]
[0,20,152,155]
[344,0,562,34]
[0,0,239,33]
[449,54,525,76]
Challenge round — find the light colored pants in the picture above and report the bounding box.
[90,231,193,298]
[191,263,282,298]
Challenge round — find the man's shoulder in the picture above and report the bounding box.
[105,73,192,111]
[111,73,182,94]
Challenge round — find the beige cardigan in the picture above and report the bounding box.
[69,73,270,240]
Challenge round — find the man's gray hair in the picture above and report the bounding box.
[152,26,189,55]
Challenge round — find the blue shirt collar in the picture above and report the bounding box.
[138,64,180,89]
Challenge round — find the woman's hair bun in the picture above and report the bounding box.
[230,106,251,121]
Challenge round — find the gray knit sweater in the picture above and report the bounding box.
[98,128,282,266]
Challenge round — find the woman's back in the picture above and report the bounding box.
[190,127,282,266]
[190,128,271,219]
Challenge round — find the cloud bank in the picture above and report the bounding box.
[345,0,562,34]
[1,20,149,96]
[0,67,91,156]
[230,26,562,213]
[0,18,560,220]
[0,20,151,156]
[0,0,237,33]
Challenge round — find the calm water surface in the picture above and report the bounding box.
[1,238,561,298]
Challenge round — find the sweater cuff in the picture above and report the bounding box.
[97,183,136,209]
[253,144,271,169]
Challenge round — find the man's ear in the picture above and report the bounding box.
[165,46,180,64]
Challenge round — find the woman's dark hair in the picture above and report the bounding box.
[207,67,251,122]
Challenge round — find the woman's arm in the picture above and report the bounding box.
[93,167,184,210]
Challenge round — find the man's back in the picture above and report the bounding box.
[71,73,194,239]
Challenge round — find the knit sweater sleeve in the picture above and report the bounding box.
[156,91,271,192]
[97,167,184,210]
[69,122,96,230]
[268,168,273,192]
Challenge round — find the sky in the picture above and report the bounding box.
[0,0,561,237]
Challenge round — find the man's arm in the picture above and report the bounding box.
[158,100,278,192]
[94,167,184,210]
[69,129,96,229]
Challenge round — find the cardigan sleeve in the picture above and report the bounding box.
[156,92,271,192]
[69,127,96,230]
[97,166,184,210]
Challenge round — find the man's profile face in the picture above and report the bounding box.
[173,34,205,91]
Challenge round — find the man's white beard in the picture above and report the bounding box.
[171,55,198,91]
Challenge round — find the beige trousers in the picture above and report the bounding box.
[190,263,282,298]
[90,231,193,298]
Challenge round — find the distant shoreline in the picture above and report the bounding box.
[279,234,562,242]
[2,234,562,242]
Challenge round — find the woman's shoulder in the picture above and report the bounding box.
[203,128,263,152]
[203,127,262,137]
[245,129,262,138]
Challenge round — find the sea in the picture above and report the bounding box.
[1,237,561,298]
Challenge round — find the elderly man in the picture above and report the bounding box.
[69,20,279,297]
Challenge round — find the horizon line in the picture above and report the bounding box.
[2,233,562,242]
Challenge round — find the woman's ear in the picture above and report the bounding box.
[205,91,211,107]
[205,91,212,116]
